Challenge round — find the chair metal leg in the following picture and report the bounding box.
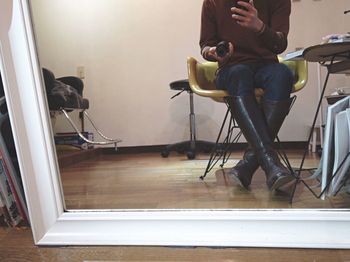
[83,111,122,143]
[61,109,122,151]
[200,107,241,180]
[290,66,332,203]
[220,116,242,168]
[79,111,85,132]
[188,91,196,159]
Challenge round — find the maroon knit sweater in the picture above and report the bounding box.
[200,0,291,66]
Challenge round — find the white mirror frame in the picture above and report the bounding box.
[1,0,350,248]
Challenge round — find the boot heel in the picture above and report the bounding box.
[269,174,295,190]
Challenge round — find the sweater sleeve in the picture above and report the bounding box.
[258,0,291,54]
[199,0,219,61]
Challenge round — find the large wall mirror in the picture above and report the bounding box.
[1,0,350,247]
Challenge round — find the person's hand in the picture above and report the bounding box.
[231,0,264,33]
[207,42,234,63]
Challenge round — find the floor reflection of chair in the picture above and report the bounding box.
[187,56,308,180]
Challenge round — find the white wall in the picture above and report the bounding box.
[288,0,350,135]
[31,0,350,147]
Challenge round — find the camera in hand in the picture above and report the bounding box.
[216,41,230,58]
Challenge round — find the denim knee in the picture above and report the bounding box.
[259,63,294,100]
[216,64,254,96]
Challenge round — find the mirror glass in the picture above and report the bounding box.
[30,0,350,210]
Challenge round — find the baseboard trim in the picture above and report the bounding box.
[103,141,309,154]
[55,142,310,167]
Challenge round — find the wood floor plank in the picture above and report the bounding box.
[59,151,350,210]
[1,150,350,260]
[1,228,350,262]
[0,227,9,242]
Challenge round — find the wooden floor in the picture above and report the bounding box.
[2,226,350,261]
[59,150,350,210]
[2,150,350,261]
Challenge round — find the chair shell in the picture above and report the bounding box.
[187,56,308,100]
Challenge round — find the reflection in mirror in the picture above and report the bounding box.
[30,0,350,210]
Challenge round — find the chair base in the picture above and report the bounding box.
[161,140,216,160]
[60,109,122,151]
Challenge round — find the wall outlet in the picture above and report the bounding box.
[77,66,85,79]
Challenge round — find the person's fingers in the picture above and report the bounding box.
[208,47,220,60]
[228,42,234,55]
[231,7,249,18]
[232,13,248,22]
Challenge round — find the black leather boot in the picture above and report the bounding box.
[230,97,294,189]
[227,96,294,190]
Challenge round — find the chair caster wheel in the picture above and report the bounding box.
[161,150,169,158]
[187,151,195,160]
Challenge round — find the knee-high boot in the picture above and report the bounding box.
[226,96,294,190]
[229,97,294,189]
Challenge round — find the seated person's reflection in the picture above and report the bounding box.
[200,0,294,190]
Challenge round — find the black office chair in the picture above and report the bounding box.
[161,79,216,159]
[42,68,122,150]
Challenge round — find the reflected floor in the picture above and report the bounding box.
[59,150,350,210]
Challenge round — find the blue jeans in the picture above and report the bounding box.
[215,62,294,101]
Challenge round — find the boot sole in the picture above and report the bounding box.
[228,172,250,190]
[270,175,295,191]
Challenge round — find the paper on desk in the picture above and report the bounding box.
[283,49,304,61]
[322,33,350,44]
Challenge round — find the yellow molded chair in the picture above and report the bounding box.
[187,56,308,179]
